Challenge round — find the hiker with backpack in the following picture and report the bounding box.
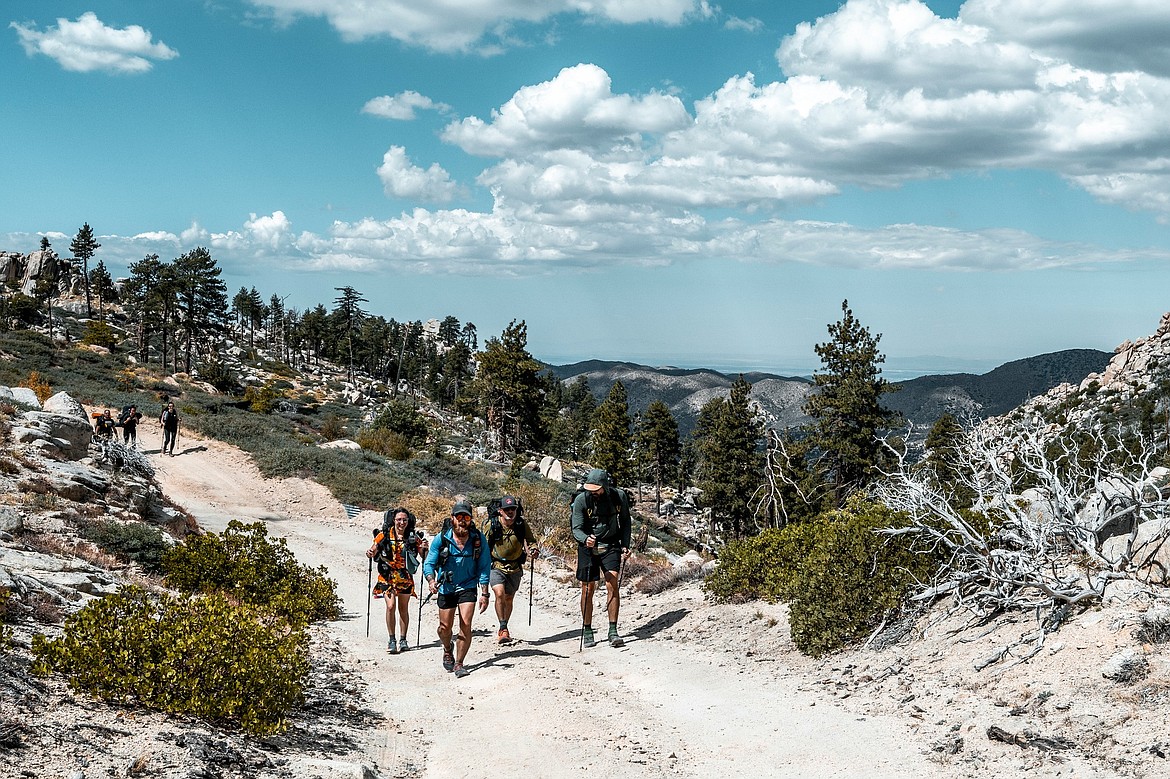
[160,402,180,456]
[422,500,491,679]
[119,405,142,447]
[571,468,632,648]
[366,507,428,654]
[93,409,117,440]
[486,495,540,646]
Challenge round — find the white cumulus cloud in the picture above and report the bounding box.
[442,63,691,156]
[11,12,177,74]
[377,147,462,202]
[246,0,702,52]
[362,91,451,120]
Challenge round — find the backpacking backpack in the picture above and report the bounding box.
[374,508,421,574]
[571,485,629,541]
[487,497,527,565]
[118,405,135,424]
[436,514,482,567]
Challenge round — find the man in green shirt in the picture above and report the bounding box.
[570,469,632,648]
[487,495,539,645]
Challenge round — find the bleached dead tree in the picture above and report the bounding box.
[873,420,1170,665]
[751,428,831,532]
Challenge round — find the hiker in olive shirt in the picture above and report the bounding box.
[571,468,632,648]
[487,495,539,645]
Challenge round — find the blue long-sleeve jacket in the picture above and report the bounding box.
[422,527,490,594]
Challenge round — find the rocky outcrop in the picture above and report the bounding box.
[12,410,94,460]
[0,249,84,297]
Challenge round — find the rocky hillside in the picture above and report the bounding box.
[550,348,1111,434]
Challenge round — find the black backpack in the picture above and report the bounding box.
[487,497,527,565]
[374,508,421,573]
[571,486,628,540]
[436,514,482,567]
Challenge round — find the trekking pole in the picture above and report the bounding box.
[365,557,372,638]
[528,554,534,626]
[416,571,424,647]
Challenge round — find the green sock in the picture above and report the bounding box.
[500,619,508,629]
[609,622,618,634]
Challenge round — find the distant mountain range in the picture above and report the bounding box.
[546,348,1113,435]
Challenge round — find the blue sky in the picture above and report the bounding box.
[4,0,1170,376]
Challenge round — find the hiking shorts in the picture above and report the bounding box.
[437,589,478,610]
[490,568,522,596]
[576,544,622,582]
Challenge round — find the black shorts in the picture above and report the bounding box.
[576,544,622,582]
[437,590,478,610]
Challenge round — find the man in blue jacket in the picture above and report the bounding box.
[423,500,491,678]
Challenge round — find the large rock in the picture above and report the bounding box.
[539,455,564,482]
[13,410,95,460]
[1102,518,1170,584]
[42,391,89,422]
[319,438,361,450]
[9,387,40,408]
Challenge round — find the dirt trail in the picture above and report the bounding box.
[151,425,945,779]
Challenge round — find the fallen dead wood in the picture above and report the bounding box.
[986,725,1074,751]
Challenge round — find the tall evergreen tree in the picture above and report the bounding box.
[693,376,764,540]
[469,320,545,453]
[803,300,899,505]
[122,254,167,364]
[88,260,116,322]
[172,247,228,374]
[549,376,596,460]
[591,380,633,487]
[634,399,682,510]
[332,286,367,384]
[922,412,975,508]
[69,223,100,317]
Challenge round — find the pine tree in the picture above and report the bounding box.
[693,376,764,540]
[923,412,975,508]
[634,399,681,511]
[69,223,100,318]
[469,320,545,453]
[88,260,115,322]
[172,247,228,374]
[803,300,899,505]
[332,286,367,384]
[592,380,633,487]
[549,376,596,460]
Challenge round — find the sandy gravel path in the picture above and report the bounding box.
[151,427,945,779]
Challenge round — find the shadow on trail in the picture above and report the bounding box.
[466,645,569,674]
[630,608,688,641]
[525,627,583,646]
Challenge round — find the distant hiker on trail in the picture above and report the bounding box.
[486,495,539,646]
[422,500,490,679]
[93,409,116,440]
[119,405,142,447]
[366,508,427,654]
[160,402,180,456]
[571,468,632,648]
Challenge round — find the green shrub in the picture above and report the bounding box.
[161,521,340,625]
[368,400,429,446]
[81,321,118,349]
[31,587,307,734]
[244,380,284,413]
[78,520,170,574]
[705,498,939,657]
[355,428,412,460]
[0,587,12,648]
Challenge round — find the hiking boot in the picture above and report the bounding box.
[497,627,511,645]
[442,651,455,672]
[387,639,397,654]
[582,627,596,648]
[453,663,470,678]
[609,633,625,648]
[398,638,409,653]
